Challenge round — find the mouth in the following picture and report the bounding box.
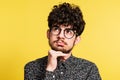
[55,40,66,47]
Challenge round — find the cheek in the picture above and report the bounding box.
[66,39,75,47]
[49,35,56,42]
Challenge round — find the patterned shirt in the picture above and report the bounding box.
[24,55,101,80]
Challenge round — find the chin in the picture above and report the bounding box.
[52,47,71,53]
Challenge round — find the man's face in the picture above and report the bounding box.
[47,25,80,53]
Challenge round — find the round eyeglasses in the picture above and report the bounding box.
[50,27,77,39]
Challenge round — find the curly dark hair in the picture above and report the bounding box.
[48,2,85,36]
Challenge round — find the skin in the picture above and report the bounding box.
[46,25,80,72]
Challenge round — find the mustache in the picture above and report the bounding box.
[54,39,67,45]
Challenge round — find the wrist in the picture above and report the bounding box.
[46,66,56,72]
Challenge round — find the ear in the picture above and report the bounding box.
[74,36,81,45]
[47,29,50,39]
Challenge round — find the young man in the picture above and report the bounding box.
[25,2,101,80]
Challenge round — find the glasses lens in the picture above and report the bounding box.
[51,27,60,35]
[64,29,74,39]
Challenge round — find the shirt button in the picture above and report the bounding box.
[61,72,63,74]
[53,75,55,78]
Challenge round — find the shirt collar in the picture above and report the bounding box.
[58,55,78,70]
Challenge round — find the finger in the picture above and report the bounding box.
[49,50,56,54]
[57,52,67,57]
[49,50,67,57]
[55,51,67,56]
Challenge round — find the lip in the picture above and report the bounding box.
[56,41,65,47]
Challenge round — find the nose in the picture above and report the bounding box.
[58,29,65,38]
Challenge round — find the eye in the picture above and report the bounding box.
[65,29,73,34]
[52,27,59,31]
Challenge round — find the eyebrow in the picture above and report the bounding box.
[52,25,73,29]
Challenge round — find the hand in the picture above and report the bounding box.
[46,50,67,72]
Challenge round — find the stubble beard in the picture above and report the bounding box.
[49,40,75,54]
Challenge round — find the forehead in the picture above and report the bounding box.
[52,24,73,29]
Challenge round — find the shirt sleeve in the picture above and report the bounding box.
[24,62,37,80]
[86,63,102,80]
[43,70,56,80]
[24,61,56,80]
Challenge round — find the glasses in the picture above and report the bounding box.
[50,27,77,39]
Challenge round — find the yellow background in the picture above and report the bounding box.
[0,0,120,80]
